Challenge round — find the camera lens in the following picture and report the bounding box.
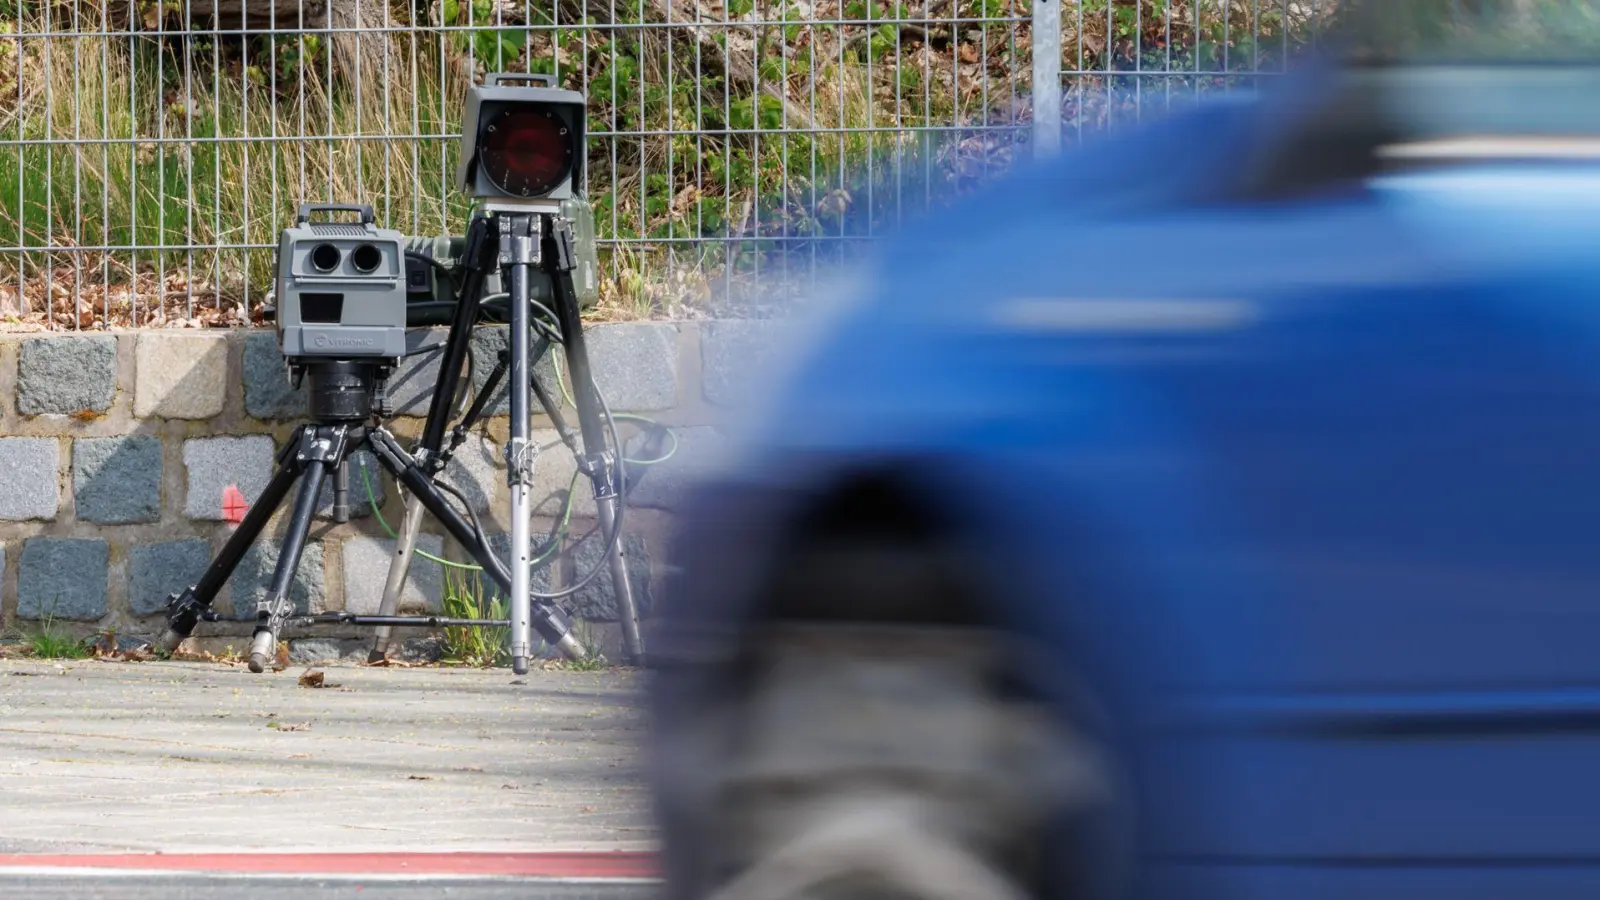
[351,243,383,274]
[479,106,575,198]
[309,243,342,273]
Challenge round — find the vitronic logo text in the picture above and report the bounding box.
[313,334,376,349]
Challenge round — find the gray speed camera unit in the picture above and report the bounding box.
[275,203,409,360]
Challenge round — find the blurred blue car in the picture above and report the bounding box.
[647,12,1600,900]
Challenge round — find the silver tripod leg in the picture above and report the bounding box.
[368,492,426,663]
[504,215,537,676]
[597,494,644,665]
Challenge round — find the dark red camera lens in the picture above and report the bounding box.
[479,106,575,198]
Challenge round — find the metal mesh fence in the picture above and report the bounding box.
[0,0,1340,330]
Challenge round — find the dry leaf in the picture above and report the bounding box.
[298,670,326,688]
[269,720,311,732]
[407,775,434,781]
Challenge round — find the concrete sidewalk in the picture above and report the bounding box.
[0,658,654,856]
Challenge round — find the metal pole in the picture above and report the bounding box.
[598,495,644,664]
[1032,0,1063,160]
[368,492,427,663]
[248,441,332,673]
[504,213,538,676]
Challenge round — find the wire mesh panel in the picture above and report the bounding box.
[0,0,1042,327]
[1055,1,1333,144]
[0,0,1352,329]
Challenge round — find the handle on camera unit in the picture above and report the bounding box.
[296,203,375,226]
[486,73,557,89]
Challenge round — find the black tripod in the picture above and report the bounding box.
[158,204,643,675]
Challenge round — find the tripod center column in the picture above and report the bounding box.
[501,211,543,674]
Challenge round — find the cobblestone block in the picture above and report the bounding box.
[468,325,562,417]
[134,332,229,419]
[386,329,447,417]
[183,435,276,521]
[622,426,728,511]
[16,336,117,416]
[701,319,779,408]
[567,531,653,622]
[0,438,61,521]
[586,323,679,412]
[18,537,109,621]
[340,533,446,615]
[73,435,162,524]
[287,639,344,665]
[128,539,212,617]
[528,429,593,520]
[439,433,500,514]
[241,331,307,420]
[396,636,444,663]
[316,448,386,520]
[230,540,326,619]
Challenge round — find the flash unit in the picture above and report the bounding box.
[456,73,586,202]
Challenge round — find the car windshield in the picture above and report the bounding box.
[1334,0,1600,63]
[1318,1,1600,141]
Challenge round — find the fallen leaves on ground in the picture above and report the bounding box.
[171,648,248,667]
[0,268,259,332]
[268,720,312,732]
[297,669,345,689]
[88,636,154,662]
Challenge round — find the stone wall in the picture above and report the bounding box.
[0,321,765,660]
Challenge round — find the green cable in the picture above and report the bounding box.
[551,352,680,466]
[358,461,580,573]
[360,461,484,571]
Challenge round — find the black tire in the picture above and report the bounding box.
[654,534,1131,900]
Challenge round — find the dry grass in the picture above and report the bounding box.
[0,0,1332,329]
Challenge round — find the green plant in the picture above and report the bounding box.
[15,614,91,660]
[439,566,511,668]
[441,0,529,69]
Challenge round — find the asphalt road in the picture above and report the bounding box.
[0,657,659,894]
[0,657,653,853]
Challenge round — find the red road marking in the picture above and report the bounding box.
[0,852,659,879]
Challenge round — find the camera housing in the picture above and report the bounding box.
[455,73,587,202]
[275,203,410,361]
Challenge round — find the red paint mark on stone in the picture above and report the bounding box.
[0,851,660,879]
[223,485,249,524]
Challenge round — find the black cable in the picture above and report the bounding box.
[435,477,491,564]
[400,331,449,357]
[530,374,628,602]
[405,250,459,288]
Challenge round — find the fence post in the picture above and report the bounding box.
[1031,0,1063,160]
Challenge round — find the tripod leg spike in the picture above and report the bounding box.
[248,629,276,674]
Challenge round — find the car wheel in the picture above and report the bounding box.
[657,533,1134,900]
